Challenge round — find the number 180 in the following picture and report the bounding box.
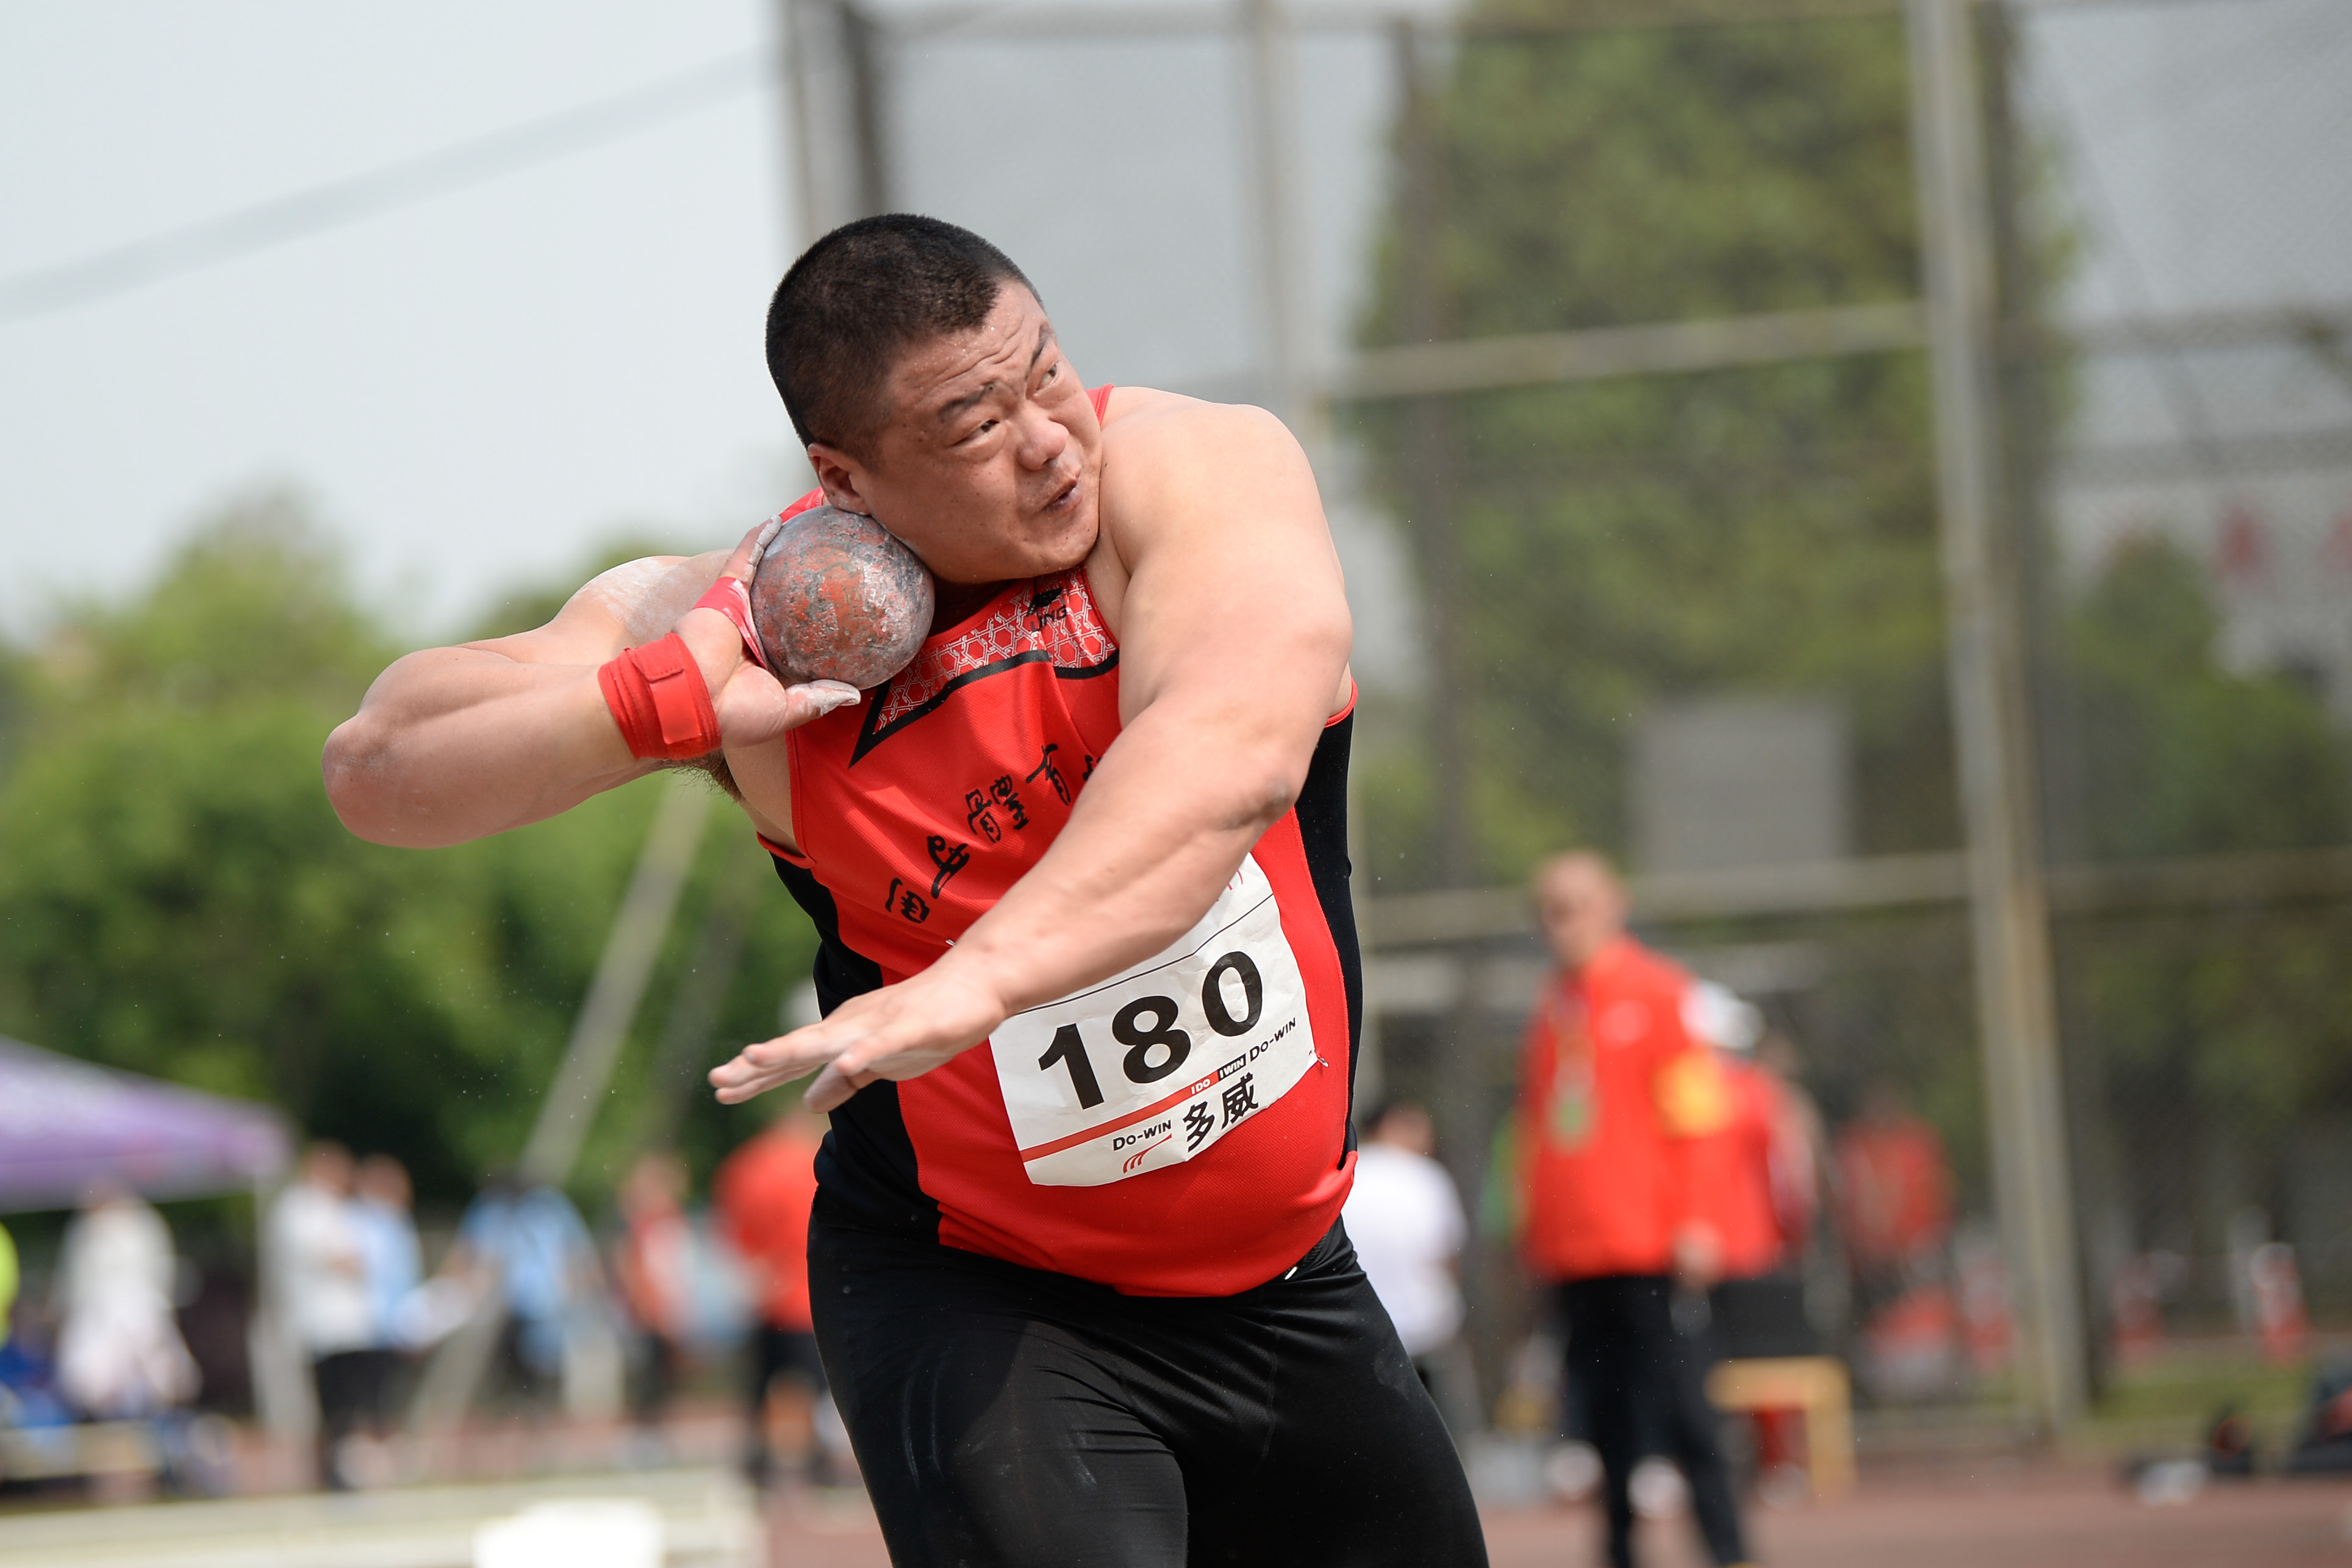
[1035,951,1265,1110]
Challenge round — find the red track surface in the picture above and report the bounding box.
[762,1472,2352,1567]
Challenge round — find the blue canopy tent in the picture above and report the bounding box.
[0,1039,298,1472]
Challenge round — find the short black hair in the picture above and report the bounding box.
[765,214,1038,453]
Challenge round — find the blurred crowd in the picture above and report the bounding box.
[2,845,2340,1536]
[255,1112,847,1493]
[0,1105,846,1498]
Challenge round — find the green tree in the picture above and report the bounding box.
[2065,539,2346,861]
[1351,9,1949,886]
[2055,540,2352,1267]
[0,495,816,1209]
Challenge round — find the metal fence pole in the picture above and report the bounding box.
[1388,20,1478,897]
[1905,0,2086,1434]
[1243,0,1312,438]
[517,778,714,1187]
[781,0,890,238]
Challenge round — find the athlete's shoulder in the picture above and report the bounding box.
[1098,386,1297,464]
[1094,388,1312,569]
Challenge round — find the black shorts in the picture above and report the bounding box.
[809,1216,1488,1568]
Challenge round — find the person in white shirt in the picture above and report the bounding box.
[54,1185,198,1420]
[1343,1102,1477,1434]
[267,1141,375,1488]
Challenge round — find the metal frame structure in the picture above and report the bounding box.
[770,0,2348,1436]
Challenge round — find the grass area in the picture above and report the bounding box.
[2069,1339,2326,1457]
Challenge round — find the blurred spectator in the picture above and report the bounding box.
[1833,1083,1952,1292]
[450,1173,601,1417]
[1683,991,1820,1323]
[1342,1101,1476,1436]
[612,1151,694,1442]
[269,1142,374,1486]
[2108,1256,2159,1369]
[1834,1085,1959,1400]
[1952,1228,2013,1377]
[342,1153,420,1478]
[1517,852,1748,1568]
[55,1185,199,1420]
[1752,1031,1827,1257]
[1682,988,1821,1500]
[2251,1242,2309,1366]
[1680,985,1784,1286]
[353,1156,421,1348]
[715,1105,838,1487]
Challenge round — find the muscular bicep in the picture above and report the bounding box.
[1106,404,1352,748]
[326,547,741,846]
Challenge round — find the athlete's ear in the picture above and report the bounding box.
[806,442,875,517]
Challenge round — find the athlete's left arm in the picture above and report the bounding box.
[709,401,1352,1109]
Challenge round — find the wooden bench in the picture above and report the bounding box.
[1705,1356,1855,1498]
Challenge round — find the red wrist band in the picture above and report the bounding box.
[693,575,772,673]
[598,634,721,759]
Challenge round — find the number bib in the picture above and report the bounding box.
[989,854,1323,1187]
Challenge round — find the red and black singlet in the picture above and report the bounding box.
[762,386,1363,1297]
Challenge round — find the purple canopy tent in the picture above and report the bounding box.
[0,1036,292,1212]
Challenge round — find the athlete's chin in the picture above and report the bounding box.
[1014,506,1099,575]
[921,499,1097,584]
[933,533,1094,587]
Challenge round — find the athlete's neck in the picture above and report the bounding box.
[931,579,1009,632]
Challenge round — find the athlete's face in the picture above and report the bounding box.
[1536,856,1625,973]
[806,285,1101,600]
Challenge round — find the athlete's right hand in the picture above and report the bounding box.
[708,961,1010,1111]
[676,519,859,746]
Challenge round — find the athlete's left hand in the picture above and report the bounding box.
[1672,1220,1724,1292]
[708,963,1010,1110]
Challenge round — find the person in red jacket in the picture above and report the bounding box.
[1682,985,1820,1299]
[1683,987,1824,1492]
[714,1104,831,1486]
[1519,852,1750,1568]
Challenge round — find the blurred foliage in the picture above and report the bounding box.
[2075,1345,2310,1452]
[2053,540,2352,1276]
[0,492,816,1216]
[2065,540,2348,861]
[1343,1,2352,1308]
[1350,9,1949,886]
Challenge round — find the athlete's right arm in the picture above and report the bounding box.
[323,526,849,848]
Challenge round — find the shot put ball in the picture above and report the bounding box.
[747,505,936,689]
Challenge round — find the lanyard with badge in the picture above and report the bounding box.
[1546,983,1599,1150]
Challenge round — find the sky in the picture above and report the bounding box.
[2029,0,2352,324]
[1,1,793,640]
[4,0,2343,669]
[0,0,1428,659]
[2024,0,2352,705]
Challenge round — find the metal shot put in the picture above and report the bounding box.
[746,504,935,689]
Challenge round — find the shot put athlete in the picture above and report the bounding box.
[324,215,1485,1566]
